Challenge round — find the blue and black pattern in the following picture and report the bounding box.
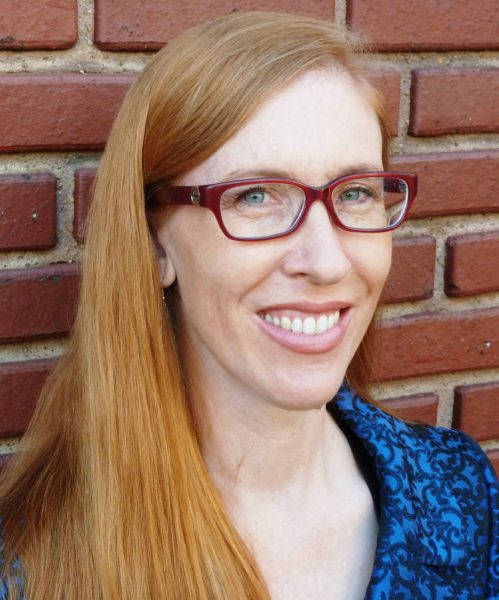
[0,383,497,598]
[334,384,499,599]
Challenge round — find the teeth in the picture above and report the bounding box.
[262,310,341,335]
[316,315,328,334]
[328,312,339,328]
[303,317,316,335]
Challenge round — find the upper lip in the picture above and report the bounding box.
[258,301,352,314]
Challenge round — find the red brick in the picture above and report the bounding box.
[379,392,438,425]
[367,71,400,137]
[410,69,499,136]
[383,236,435,304]
[0,359,55,436]
[374,308,499,381]
[95,0,335,50]
[0,174,57,251]
[0,74,135,153]
[74,169,97,243]
[347,0,499,52]
[0,264,80,343]
[0,0,77,50]
[487,449,499,479]
[445,231,499,298]
[390,151,499,218]
[453,382,499,442]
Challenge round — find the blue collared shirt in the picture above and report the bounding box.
[334,384,498,599]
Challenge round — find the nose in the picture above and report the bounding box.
[280,200,352,285]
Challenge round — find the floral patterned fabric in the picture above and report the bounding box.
[1,383,498,599]
[333,384,499,599]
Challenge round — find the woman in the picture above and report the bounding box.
[0,12,497,600]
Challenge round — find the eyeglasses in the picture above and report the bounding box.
[147,172,417,241]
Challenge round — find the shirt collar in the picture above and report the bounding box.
[332,383,471,567]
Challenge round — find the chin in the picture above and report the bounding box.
[263,375,345,412]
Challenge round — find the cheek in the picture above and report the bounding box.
[347,234,392,295]
[162,210,275,317]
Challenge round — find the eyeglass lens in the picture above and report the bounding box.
[219,176,409,238]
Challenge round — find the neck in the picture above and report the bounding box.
[195,382,350,508]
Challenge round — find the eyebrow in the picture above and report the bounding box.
[222,164,383,184]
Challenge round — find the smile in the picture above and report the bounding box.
[257,306,351,355]
[260,311,340,335]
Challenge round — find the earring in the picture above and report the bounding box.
[161,287,170,318]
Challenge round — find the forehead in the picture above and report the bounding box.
[179,68,383,187]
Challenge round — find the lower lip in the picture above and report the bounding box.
[257,308,352,355]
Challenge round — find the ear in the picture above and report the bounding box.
[159,252,177,288]
[150,225,177,288]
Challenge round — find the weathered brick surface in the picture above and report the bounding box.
[383,236,435,304]
[0,0,77,50]
[0,359,55,436]
[410,69,499,136]
[379,392,438,425]
[95,0,335,50]
[0,264,80,343]
[0,74,398,161]
[453,382,499,442]
[347,0,499,52]
[0,0,498,470]
[0,74,135,153]
[0,174,57,251]
[74,169,97,243]
[391,151,499,218]
[488,449,499,478]
[445,231,499,298]
[374,308,499,381]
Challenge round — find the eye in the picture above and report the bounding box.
[339,186,373,203]
[342,189,361,201]
[241,187,266,204]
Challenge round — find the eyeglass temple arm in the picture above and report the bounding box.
[383,175,416,194]
[146,184,195,206]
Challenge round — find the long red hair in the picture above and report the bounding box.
[0,12,388,599]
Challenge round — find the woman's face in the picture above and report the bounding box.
[156,68,391,411]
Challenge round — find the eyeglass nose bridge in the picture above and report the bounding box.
[298,182,339,228]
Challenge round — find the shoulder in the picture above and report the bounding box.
[335,387,498,495]
[388,412,498,523]
[401,420,498,594]
[335,387,498,594]
[405,419,498,494]
[336,386,498,490]
[0,519,25,600]
[0,527,9,600]
[381,408,498,596]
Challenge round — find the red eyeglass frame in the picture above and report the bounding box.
[147,171,418,241]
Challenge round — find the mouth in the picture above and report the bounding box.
[259,309,341,336]
[256,303,352,354]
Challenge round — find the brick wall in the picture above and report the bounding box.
[0,0,498,473]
